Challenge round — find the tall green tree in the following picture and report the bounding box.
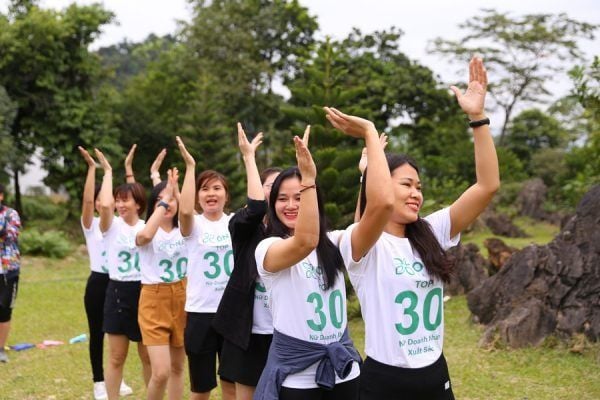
[503,108,569,174]
[431,9,598,144]
[0,1,117,216]
[559,56,600,205]
[117,0,319,207]
[0,86,17,186]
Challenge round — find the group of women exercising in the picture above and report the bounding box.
[78,57,499,400]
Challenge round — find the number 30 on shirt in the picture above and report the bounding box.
[203,250,233,279]
[395,288,442,335]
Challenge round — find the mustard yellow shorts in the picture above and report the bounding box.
[138,278,187,347]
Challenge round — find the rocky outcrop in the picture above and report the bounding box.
[467,185,600,347]
[445,243,488,296]
[482,211,528,238]
[483,238,517,273]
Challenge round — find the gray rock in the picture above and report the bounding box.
[467,185,600,347]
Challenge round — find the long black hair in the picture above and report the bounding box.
[146,180,179,227]
[266,167,344,290]
[360,154,454,282]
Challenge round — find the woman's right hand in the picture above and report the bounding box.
[94,148,112,172]
[295,125,316,185]
[176,136,195,167]
[78,146,96,168]
[324,107,378,139]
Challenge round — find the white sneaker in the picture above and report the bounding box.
[119,380,133,396]
[93,382,108,400]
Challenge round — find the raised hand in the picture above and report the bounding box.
[359,133,388,174]
[301,125,310,147]
[323,107,377,138]
[237,122,264,158]
[294,134,316,186]
[450,56,488,119]
[176,136,195,167]
[170,167,181,202]
[151,148,167,180]
[78,146,96,168]
[124,144,137,169]
[161,167,178,204]
[94,148,112,172]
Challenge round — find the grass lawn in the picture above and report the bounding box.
[461,216,560,258]
[4,239,599,399]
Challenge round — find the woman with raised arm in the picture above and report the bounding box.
[78,147,133,400]
[136,167,187,400]
[177,137,235,400]
[334,57,499,400]
[253,126,377,400]
[95,148,151,400]
[215,124,281,400]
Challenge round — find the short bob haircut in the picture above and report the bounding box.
[195,170,230,213]
[114,182,146,217]
[146,180,179,227]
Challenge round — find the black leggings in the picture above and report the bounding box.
[279,377,359,400]
[360,355,455,400]
[83,271,109,383]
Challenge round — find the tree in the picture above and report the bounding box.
[559,56,600,205]
[431,9,598,144]
[283,30,470,226]
[503,108,569,174]
[0,86,17,186]
[116,0,320,208]
[0,1,117,216]
[97,34,176,90]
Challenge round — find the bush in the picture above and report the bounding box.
[20,229,72,258]
[22,195,68,221]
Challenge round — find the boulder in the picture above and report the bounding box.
[445,243,488,296]
[482,211,528,238]
[467,185,600,347]
[517,178,547,219]
[483,238,517,273]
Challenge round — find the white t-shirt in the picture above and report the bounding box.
[81,217,108,274]
[138,227,187,284]
[251,277,273,334]
[339,207,459,368]
[185,213,233,313]
[255,232,360,389]
[103,217,145,282]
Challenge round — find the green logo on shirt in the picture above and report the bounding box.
[301,261,326,290]
[393,257,424,276]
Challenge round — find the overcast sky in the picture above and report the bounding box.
[1,0,598,189]
[1,0,597,93]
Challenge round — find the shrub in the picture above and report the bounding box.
[22,195,68,221]
[20,229,72,258]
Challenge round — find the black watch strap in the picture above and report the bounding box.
[469,117,490,128]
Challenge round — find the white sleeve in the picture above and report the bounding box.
[326,230,344,247]
[338,223,371,287]
[254,236,286,292]
[424,207,460,250]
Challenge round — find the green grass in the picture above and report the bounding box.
[4,250,599,399]
[461,216,560,258]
